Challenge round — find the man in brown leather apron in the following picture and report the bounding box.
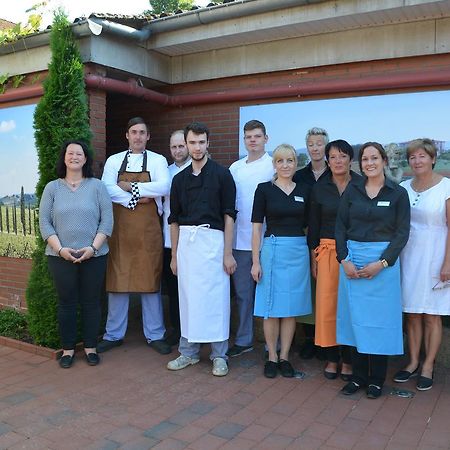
[98,117,171,355]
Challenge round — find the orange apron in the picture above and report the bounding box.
[314,238,339,347]
[106,152,163,293]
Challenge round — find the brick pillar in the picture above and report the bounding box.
[88,89,107,177]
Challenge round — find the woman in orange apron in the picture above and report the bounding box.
[308,140,361,380]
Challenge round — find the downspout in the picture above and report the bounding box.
[84,69,450,107]
[87,18,152,42]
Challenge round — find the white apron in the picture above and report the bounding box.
[177,225,230,343]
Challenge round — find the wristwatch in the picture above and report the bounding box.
[90,244,99,256]
[380,259,389,268]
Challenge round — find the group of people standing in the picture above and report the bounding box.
[39,117,450,399]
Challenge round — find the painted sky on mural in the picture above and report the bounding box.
[239,90,450,157]
[0,104,38,197]
[2,0,211,25]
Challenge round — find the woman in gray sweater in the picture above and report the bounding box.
[39,140,113,368]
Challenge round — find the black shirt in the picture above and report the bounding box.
[251,181,309,237]
[335,177,410,266]
[308,171,363,250]
[293,162,330,187]
[169,159,236,231]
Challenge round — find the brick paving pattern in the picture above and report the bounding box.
[0,330,449,449]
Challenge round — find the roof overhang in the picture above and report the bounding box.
[1,0,450,86]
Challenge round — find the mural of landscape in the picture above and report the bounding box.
[238,89,450,178]
[0,103,38,258]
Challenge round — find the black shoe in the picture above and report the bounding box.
[340,373,352,382]
[416,375,433,391]
[148,339,172,355]
[299,341,316,359]
[97,339,123,353]
[324,370,338,380]
[264,361,278,378]
[278,360,295,378]
[59,354,74,369]
[85,352,100,366]
[366,384,382,399]
[393,366,419,383]
[315,347,326,361]
[341,381,361,395]
[226,344,254,357]
[165,333,181,347]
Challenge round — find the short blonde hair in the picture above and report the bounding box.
[406,138,437,169]
[305,127,329,145]
[272,144,298,182]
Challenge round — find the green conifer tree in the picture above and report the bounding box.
[26,10,92,347]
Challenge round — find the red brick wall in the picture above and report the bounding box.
[88,89,107,176]
[103,54,450,167]
[0,257,32,311]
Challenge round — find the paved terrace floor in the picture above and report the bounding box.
[0,325,449,450]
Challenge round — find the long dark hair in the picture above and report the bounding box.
[56,140,93,178]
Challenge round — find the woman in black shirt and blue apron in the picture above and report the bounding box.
[335,142,410,399]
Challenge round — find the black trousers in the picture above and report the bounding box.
[47,255,107,350]
[351,348,388,387]
[326,345,352,364]
[162,247,180,336]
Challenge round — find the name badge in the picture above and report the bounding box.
[377,201,390,207]
[294,196,304,202]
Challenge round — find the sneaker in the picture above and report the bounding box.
[97,339,123,353]
[226,344,253,357]
[212,357,228,377]
[393,366,419,383]
[341,381,361,395]
[366,384,382,399]
[167,355,200,371]
[148,339,172,355]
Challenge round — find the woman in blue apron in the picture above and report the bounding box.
[335,142,410,399]
[251,144,312,379]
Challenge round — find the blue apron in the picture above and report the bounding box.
[254,236,312,319]
[336,240,403,355]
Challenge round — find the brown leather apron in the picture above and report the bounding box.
[106,152,163,293]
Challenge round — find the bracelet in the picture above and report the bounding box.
[380,259,389,268]
[57,247,63,256]
[90,244,98,256]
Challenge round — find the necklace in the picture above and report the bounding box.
[312,165,327,180]
[64,177,83,188]
[274,180,295,195]
[411,175,437,193]
[333,175,351,195]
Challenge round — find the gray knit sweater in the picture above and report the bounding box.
[39,178,113,257]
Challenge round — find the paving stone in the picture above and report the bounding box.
[120,436,161,450]
[143,421,182,440]
[187,400,217,415]
[86,439,121,450]
[0,391,36,405]
[0,422,12,436]
[209,422,245,439]
[45,409,81,426]
[151,437,188,449]
[168,409,201,426]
